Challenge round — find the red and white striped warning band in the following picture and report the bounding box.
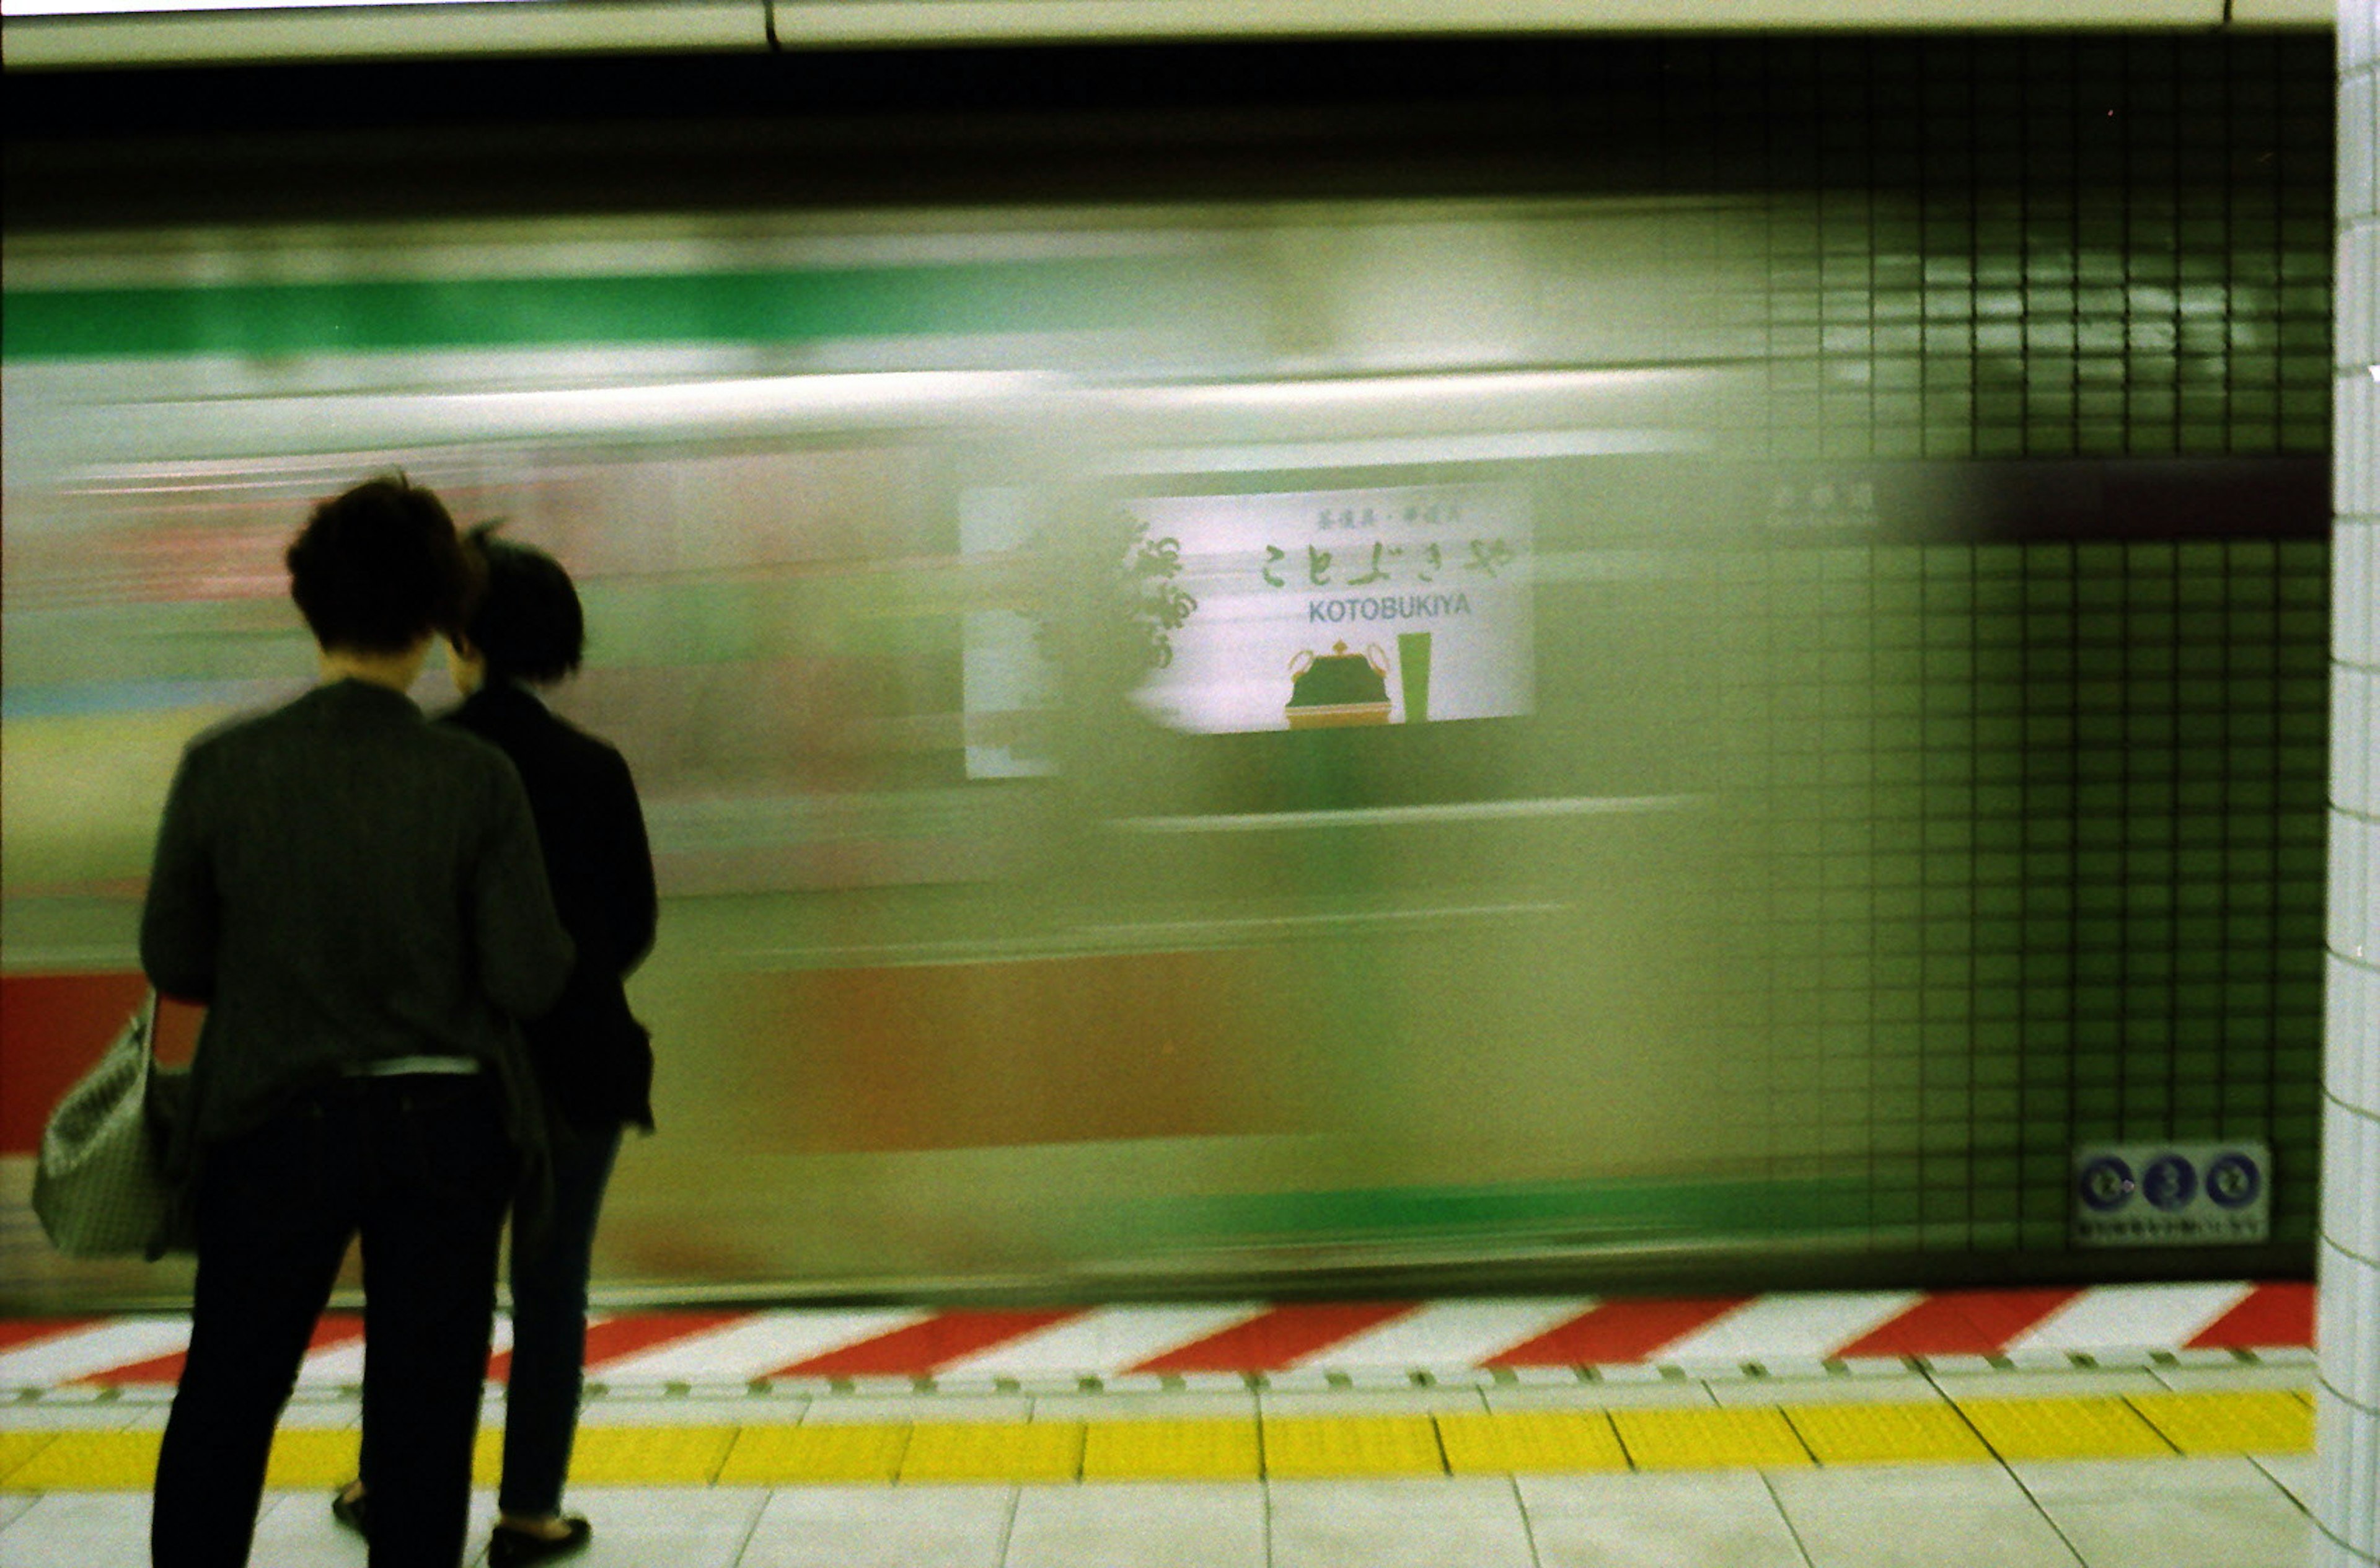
[0,1281,2312,1392]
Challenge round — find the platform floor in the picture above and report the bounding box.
[0,1284,2322,1566]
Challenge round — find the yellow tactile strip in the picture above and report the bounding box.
[0,1390,2314,1492]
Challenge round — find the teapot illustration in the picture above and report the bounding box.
[1285,642,1392,728]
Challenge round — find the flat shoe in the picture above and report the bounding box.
[330,1486,368,1539]
[487,1516,591,1567]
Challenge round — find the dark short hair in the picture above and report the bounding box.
[286,475,470,654]
[462,524,584,685]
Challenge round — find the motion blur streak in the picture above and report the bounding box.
[0,196,1902,1307]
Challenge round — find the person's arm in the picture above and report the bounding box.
[475,760,575,1018]
[139,746,219,1003]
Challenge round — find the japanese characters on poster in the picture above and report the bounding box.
[1129,483,1533,736]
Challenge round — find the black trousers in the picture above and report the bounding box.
[497,1118,620,1519]
[358,1112,622,1521]
[152,1074,514,1568]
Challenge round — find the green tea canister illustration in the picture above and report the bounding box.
[1286,642,1393,728]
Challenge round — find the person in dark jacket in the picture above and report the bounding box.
[339,525,655,1568]
[144,476,573,1568]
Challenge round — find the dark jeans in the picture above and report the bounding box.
[359,1110,620,1521]
[152,1075,513,1568]
[499,1115,619,1518]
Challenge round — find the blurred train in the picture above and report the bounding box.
[2,36,2333,1310]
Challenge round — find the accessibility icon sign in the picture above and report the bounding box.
[2070,1142,2271,1248]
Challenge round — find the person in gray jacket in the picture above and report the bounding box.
[143,475,572,1568]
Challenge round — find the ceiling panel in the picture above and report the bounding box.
[1,0,2331,71]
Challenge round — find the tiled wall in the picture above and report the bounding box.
[1714,33,2334,1254]
[1740,35,2333,464]
[2318,7,2379,1564]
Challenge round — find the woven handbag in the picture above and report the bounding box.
[33,993,190,1259]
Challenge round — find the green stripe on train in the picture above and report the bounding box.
[1122,1176,1875,1246]
[1,260,1155,361]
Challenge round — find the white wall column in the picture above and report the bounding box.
[2319,6,2380,1566]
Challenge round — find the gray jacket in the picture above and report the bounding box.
[141,679,574,1155]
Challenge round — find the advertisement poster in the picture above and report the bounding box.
[1129,483,1533,736]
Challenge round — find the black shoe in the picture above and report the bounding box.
[330,1485,369,1539]
[487,1517,592,1568]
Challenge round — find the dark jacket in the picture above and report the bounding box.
[141,679,574,1153]
[443,681,657,1132]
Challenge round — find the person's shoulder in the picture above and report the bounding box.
[481,685,625,765]
[178,684,325,762]
[547,708,627,767]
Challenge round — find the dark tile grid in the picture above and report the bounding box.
[1744,35,2334,465]
[1730,36,2333,1253]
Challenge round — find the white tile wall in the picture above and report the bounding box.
[2321,1102,2380,1269]
[2343,524,2379,666]
[2340,668,2374,813]
[2343,226,2378,372]
[2347,0,2378,76]
[2343,375,2380,520]
[2348,70,2379,222]
[2317,1381,2380,1556]
[2322,1246,2380,1418]
[2320,1238,2380,1411]
[2324,25,2380,1568]
[2336,812,2377,964]
[2333,954,2380,1115]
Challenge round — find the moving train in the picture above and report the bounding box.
[2,35,2330,1309]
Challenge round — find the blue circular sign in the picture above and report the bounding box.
[2206,1152,2263,1210]
[2078,1156,2135,1212]
[2142,1153,2198,1212]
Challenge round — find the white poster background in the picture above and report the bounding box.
[1130,483,1533,736]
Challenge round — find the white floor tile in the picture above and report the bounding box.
[736,1484,1015,1568]
[1003,1481,1264,1568]
[2012,1458,2312,1568]
[0,1491,151,1568]
[2011,1456,2285,1502]
[1708,1373,1939,1407]
[2146,1363,2316,1394]
[0,1401,144,1430]
[249,1489,382,1568]
[0,1498,32,1533]
[2250,1453,2316,1509]
[1921,1368,2167,1401]
[1766,1463,2081,1568]
[522,1485,767,1568]
[1027,1391,1258,1423]
[1484,1381,1716,1412]
[1267,1478,1534,1568]
[1520,1470,1810,1568]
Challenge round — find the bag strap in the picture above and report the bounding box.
[136,989,162,1064]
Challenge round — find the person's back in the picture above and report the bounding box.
[146,680,566,1139]
[443,684,654,1133]
[146,475,572,1568]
